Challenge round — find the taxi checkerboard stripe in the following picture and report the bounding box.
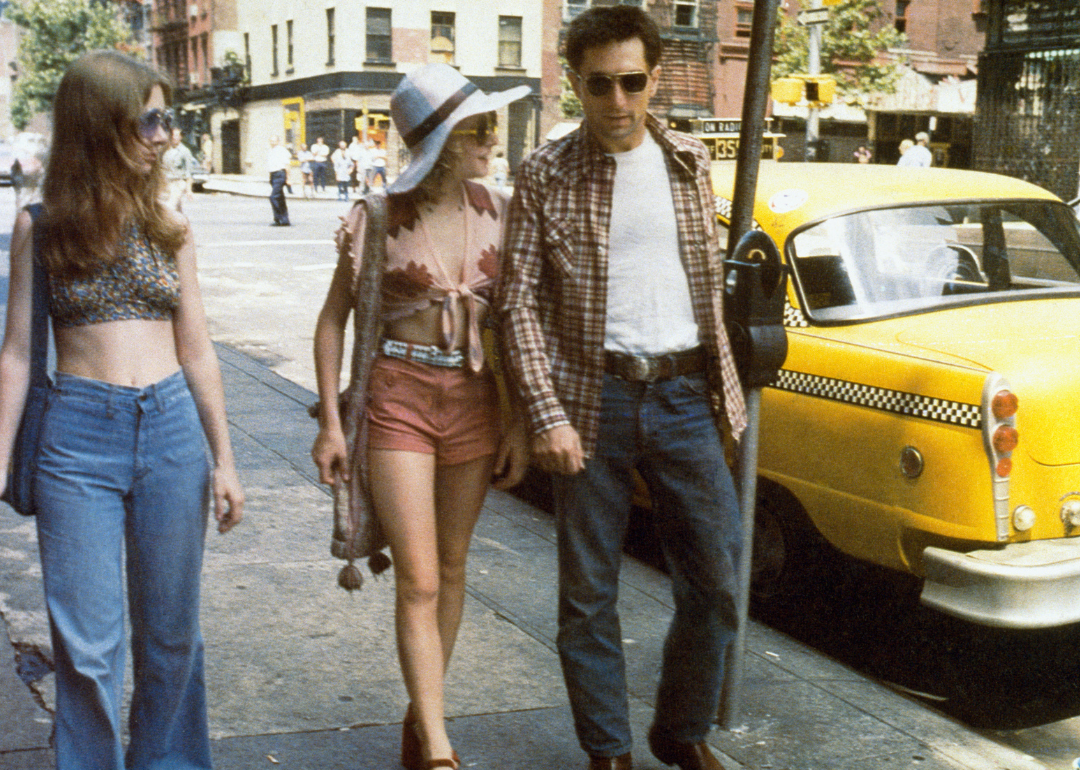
[771,369,982,428]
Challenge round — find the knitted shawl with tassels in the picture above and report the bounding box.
[330,191,392,590]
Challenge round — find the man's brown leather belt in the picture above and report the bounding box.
[604,346,706,383]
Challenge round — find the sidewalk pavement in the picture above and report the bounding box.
[0,343,1051,770]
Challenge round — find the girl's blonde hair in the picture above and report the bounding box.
[40,49,185,277]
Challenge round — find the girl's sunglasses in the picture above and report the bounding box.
[576,71,650,97]
[451,113,497,143]
[138,107,175,140]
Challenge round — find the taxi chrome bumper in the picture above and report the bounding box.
[921,538,1080,628]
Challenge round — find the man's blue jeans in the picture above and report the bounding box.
[552,372,741,758]
[34,371,213,770]
[269,170,289,224]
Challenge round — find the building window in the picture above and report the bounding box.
[286,19,294,72]
[190,35,198,85]
[735,3,753,38]
[498,16,522,68]
[431,11,455,64]
[674,0,697,27]
[366,7,392,63]
[271,24,278,76]
[565,0,641,23]
[326,8,335,65]
[565,0,588,21]
[895,0,908,33]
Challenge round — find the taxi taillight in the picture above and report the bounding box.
[982,378,1019,542]
[992,390,1019,420]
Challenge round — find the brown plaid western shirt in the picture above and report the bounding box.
[497,115,747,456]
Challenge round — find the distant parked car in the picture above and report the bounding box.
[711,162,1080,630]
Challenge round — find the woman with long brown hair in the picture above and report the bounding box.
[0,50,244,769]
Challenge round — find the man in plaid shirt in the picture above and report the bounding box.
[498,7,747,770]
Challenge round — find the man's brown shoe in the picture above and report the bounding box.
[649,735,725,770]
[588,752,632,770]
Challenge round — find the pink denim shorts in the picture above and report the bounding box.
[366,355,502,465]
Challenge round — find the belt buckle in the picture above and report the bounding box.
[627,354,657,383]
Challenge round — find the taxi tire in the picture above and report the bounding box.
[750,481,836,616]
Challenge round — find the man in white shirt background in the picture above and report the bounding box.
[266,135,292,226]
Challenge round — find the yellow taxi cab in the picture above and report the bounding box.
[712,162,1080,629]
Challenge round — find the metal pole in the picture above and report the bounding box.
[726,0,781,248]
[805,0,822,160]
[718,0,781,730]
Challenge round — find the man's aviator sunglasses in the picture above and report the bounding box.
[138,108,175,140]
[575,70,650,98]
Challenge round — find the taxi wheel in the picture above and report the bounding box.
[750,483,832,613]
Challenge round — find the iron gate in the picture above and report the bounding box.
[975,2,1080,201]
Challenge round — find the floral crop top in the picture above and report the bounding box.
[336,180,508,372]
[48,223,181,328]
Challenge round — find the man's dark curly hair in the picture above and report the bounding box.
[564,5,663,72]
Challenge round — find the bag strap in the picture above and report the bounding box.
[347,190,388,389]
[24,203,48,389]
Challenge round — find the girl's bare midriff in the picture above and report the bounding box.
[55,318,181,387]
[383,298,485,351]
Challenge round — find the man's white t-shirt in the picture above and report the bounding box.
[605,132,699,355]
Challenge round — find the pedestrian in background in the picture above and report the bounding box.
[310,136,331,192]
[331,139,353,201]
[348,134,371,195]
[162,126,196,211]
[200,131,213,173]
[897,132,932,167]
[367,138,387,188]
[266,135,292,225]
[854,145,872,164]
[311,63,530,770]
[499,7,746,770]
[490,149,510,189]
[0,49,244,770]
[298,141,316,199]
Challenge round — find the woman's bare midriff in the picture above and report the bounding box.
[383,298,486,350]
[55,319,181,387]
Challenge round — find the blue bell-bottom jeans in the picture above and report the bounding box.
[33,370,213,770]
[552,372,741,758]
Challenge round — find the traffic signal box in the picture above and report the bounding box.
[770,75,836,106]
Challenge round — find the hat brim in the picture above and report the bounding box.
[387,84,532,194]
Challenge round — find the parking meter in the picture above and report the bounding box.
[719,228,788,729]
[723,229,788,388]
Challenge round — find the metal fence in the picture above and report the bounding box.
[975,47,1080,201]
[975,1,1080,200]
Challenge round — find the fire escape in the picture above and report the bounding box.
[150,0,190,96]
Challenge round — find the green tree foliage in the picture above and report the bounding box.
[774,0,907,104]
[559,58,582,119]
[7,0,132,129]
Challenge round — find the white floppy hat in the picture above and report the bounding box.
[388,63,531,194]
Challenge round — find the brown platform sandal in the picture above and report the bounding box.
[401,704,460,770]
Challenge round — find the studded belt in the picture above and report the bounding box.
[380,338,465,368]
[603,346,706,383]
